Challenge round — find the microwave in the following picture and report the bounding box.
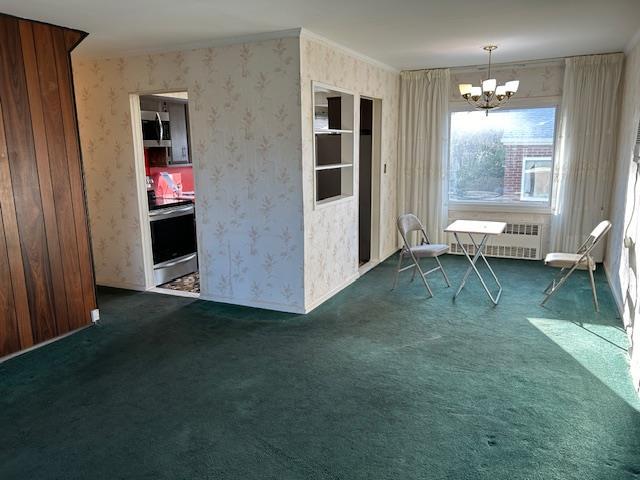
[141,110,171,147]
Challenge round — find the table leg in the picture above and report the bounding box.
[453,232,502,305]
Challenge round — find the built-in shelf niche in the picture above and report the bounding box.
[313,82,355,205]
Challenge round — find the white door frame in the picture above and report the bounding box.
[129,90,200,296]
[359,95,383,274]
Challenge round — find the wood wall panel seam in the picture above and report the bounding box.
[52,27,96,324]
[18,20,71,333]
[0,15,57,343]
[0,99,33,348]
[0,14,91,356]
[0,207,20,356]
[32,22,85,333]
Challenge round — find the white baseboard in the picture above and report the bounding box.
[602,261,625,320]
[380,247,399,263]
[305,249,398,313]
[198,292,305,314]
[96,280,147,292]
[148,287,200,299]
[603,261,640,392]
[304,271,360,313]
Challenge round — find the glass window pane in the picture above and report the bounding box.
[449,107,556,204]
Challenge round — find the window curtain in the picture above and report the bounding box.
[397,68,450,245]
[550,53,624,260]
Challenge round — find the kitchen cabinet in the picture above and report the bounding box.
[167,101,190,164]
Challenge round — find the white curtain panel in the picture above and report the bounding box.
[550,53,624,260]
[397,68,450,245]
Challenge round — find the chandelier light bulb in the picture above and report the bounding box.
[505,80,520,94]
[482,79,497,93]
[459,83,473,96]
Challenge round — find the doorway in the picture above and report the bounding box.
[359,96,382,271]
[132,91,200,298]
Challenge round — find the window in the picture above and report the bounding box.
[521,157,552,201]
[448,106,557,205]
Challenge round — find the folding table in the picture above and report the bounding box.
[444,220,507,305]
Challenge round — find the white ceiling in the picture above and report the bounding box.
[2,0,640,69]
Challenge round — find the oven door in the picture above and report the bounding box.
[149,205,196,265]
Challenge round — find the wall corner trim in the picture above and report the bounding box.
[626,26,640,54]
[299,28,399,74]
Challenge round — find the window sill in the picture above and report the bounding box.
[448,202,553,215]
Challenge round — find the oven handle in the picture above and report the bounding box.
[155,253,197,269]
[149,204,194,221]
[155,112,163,144]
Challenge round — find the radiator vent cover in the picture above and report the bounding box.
[505,223,539,236]
[448,222,543,260]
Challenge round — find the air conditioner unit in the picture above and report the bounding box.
[449,223,543,260]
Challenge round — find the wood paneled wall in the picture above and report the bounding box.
[0,14,95,358]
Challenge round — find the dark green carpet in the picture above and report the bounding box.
[1,255,639,479]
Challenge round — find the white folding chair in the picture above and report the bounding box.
[541,220,612,312]
[392,214,450,297]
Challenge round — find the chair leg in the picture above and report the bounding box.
[406,253,433,297]
[588,267,599,312]
[391,251,403,291]
[543,267,565,294]
[435,256,451,287]
[416,264,434,298]
[411,258,420,283]
[541,265,579,306]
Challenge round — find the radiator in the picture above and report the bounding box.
[448,223,543,260]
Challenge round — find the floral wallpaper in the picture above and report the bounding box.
[72,37,306,312]
[450,62,564,104]
[300,35,401,310]
[605,38,640,390]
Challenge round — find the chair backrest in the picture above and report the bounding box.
[577,220,612,255]
[397,214,429,246]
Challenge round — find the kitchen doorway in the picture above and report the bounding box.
[131,91,200,298]
[358,96,382,274]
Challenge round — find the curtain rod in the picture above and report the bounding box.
[402,51,623,74]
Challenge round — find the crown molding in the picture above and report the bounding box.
[299,28,399,74]
[448,57,565,75]
[74,28,303,59]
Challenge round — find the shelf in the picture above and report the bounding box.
[315,163,353,171]
[315,193,354,208]
[314,128,353,135]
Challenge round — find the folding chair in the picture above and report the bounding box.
[541,220,612,312]
[392,213,450,297]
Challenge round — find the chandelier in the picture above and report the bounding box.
[458,45,519,115]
